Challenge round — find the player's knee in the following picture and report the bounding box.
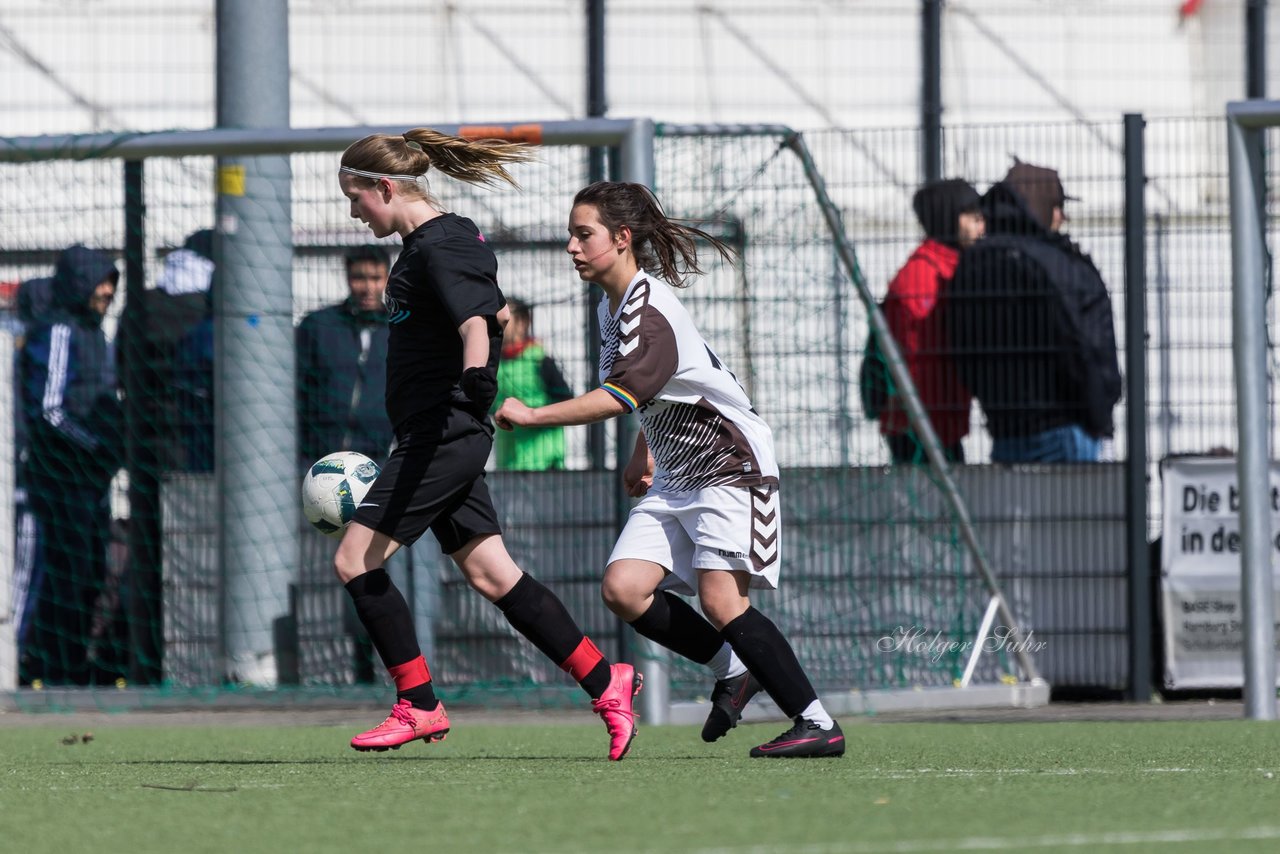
[454,544,522,603]
[332,540,371,584]
[463,568,509,602]
[599,572,635,615]
[332,551,360,584]
[697,581,749,629]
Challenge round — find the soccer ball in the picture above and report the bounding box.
[301,451,381,538]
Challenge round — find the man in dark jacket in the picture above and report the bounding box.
[296,246,393,465]
[945,161,1121,463]
[20,245,123,684]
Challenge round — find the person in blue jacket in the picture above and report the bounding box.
[20,245,123,685]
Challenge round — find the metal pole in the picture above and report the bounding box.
[1228,106,1275,720]
[122,161,162,684]
[1154,215,1173,457]
[0,120,647,162]
[215,0,295,687]
[921,0,943,184]
[586,0,608,471]
[618,119,670,724]
[1123,114,1151,702]
[1246,1,1269,297]
[830,248,852,466]
[1247,0,1267,100]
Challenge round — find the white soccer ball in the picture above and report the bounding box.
[301,451,381,538]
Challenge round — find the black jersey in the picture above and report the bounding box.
[383,213,505,428]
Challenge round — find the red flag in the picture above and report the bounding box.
[1179,0,1204,18]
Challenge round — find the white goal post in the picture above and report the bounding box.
[1228,99,1280,721]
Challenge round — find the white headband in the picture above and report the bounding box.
[339,165,423,181]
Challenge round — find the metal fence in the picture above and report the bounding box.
[0,114,1275,707]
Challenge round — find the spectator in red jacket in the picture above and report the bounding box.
[878,179,984,464]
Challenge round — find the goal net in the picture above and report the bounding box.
[0,120,1036,712]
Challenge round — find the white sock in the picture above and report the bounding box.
[709,643,746,680]
[799,699,834,729]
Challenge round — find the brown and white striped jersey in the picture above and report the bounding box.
[598,271,779,492]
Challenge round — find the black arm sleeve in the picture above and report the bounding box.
[540,356,573,403]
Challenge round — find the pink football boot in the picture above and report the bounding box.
[591,663,643,761]
[350,699,450,752]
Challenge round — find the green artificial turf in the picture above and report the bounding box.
[2,719,1279,853]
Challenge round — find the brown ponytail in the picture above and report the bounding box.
[341,127,535,199]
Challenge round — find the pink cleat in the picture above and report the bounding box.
[591,663,643,761]
[350,698,450,752]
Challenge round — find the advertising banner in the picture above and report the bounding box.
[1160,456,1280,689]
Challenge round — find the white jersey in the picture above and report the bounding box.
[598,271,779,493]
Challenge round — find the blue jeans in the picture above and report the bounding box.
[991,425,1101,463]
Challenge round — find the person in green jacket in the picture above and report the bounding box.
[493,297,572,470]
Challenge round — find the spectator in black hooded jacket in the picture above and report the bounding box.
[19,245,124,684]
[944,160,1121,463]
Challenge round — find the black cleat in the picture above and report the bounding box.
[702,671,764,742]
[749,717,845,758]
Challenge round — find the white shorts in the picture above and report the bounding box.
[608,484,780,596]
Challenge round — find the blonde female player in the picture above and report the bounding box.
[334,129,640,761]
[496,181,844,757]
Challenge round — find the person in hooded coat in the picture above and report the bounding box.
[875,178,984,464]
[944,161,1121,463]
[20,245,124,685]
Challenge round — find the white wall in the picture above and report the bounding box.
[1,1,1275,136]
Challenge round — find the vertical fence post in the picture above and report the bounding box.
[1123,113,1151,702]
[921,0,943,184]
[586,0,608,472]
[123,160,162,683]
[0,326,12,690]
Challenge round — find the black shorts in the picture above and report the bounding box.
[352,406,501,554]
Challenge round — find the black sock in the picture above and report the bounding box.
[630,591,723,665]
[721,607,817,719]
[345,568,437,710]
[495,573,612,699]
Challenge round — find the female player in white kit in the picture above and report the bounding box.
[497,181,844,757]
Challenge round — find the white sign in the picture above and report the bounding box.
[1160,456,1280,689]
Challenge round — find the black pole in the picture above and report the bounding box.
[122,160,162,684]
[587,0,607,181]
[1245,1,1271,299]
[585,0,607,472]
[1247,0,1267,100]
[1123,114,1151,703]
[921,0,943,184]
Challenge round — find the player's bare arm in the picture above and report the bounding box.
[457,315,492,369]
[495,387,626,430]
[623,432,654,497]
